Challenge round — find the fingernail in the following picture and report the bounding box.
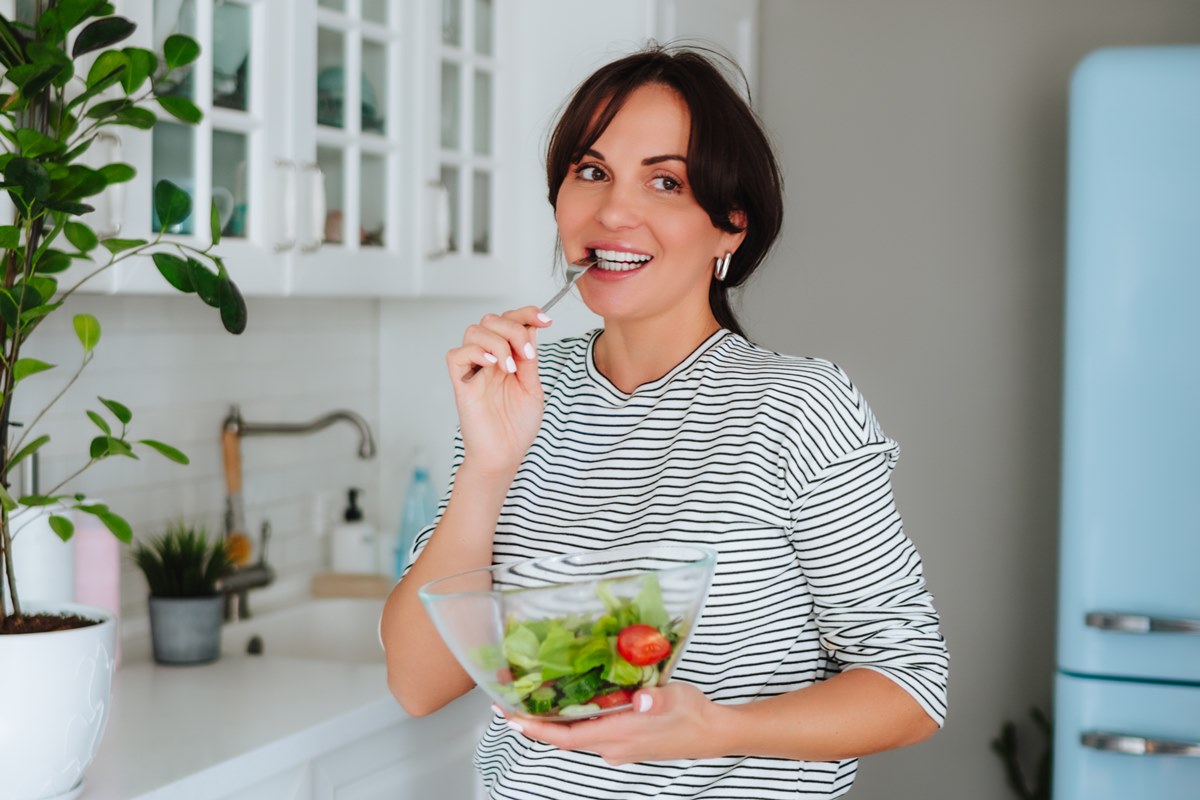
[491,704,504,716]
[506,719,524,733]
[484,353,499,364]
[505,356,517,373]
[523,343,535,359]
[636,694,653,713]
[537,312,552,324]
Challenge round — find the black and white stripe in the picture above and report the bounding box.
[413,329,948,800]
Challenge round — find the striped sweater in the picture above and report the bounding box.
[412,328,948,799]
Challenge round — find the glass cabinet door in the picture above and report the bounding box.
[288,0,412,295]
[113,0,283,296]
[419,0,503,295]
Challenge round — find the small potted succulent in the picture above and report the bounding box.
[132,521,233,665]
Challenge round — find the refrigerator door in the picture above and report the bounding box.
[1057,45,1200,684]
[1054,673,1200,800]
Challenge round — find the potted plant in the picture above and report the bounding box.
[0,2,246,798]
[132,521,233,665]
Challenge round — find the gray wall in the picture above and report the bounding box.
[746,2,1200,798]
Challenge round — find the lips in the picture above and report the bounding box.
[588,247,653,272]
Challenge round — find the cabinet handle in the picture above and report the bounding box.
[274,159,297,252]
[1082,731,1200,758]
[96,133,123,237]
[426,180,450,259]
[300,163,325,253]
[1085,612,1200,634]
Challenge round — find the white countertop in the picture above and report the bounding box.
[78,593,494,800]
[83,648,403,799]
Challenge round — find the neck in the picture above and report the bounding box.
[594,314,722,394]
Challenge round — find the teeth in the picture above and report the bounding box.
[591,248,652,271]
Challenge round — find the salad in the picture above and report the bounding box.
[472,574,685,718]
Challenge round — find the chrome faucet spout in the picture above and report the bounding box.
[223,406,377,459]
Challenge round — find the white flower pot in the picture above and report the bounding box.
[0,603,117,800]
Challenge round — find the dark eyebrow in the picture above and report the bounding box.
[582,149,688,166]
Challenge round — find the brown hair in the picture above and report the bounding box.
[546,44,784,337]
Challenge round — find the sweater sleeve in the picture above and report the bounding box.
[788,447,949,726]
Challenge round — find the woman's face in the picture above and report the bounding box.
[555,83,746,327]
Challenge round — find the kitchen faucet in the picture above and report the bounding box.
[219,404,377,620]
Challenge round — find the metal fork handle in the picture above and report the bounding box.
[539,266,589,314]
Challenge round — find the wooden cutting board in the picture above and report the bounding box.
[311,572,394,599]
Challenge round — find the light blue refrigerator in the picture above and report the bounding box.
[1054,45,1200,798]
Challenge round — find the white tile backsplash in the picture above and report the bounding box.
[10,294,381,623]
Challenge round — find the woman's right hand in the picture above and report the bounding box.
[446,306,552,476]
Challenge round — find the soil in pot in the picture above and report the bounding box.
[0,613,101,634]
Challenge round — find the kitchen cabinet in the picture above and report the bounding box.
[83,0,512,299]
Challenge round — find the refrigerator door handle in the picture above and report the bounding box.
[1082,731,1200,758]
[1085,611,1200,634]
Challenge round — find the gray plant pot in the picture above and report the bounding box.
[148,595,224,665]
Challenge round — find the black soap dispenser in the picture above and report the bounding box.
[330,488,377,573]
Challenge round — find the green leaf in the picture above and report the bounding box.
[113,106,156,129]
[0,16,28,71]
[156,95,201,124]
[8,434,50,470]
[16,127,66,158]
[187,258,220,307]
[162,34,200,69]
[210,199,221,245]
[89,434,134,459]
[0,482,17,513]
[19,494,59,507]
[85,49,127,91]
[37,8,66,44]
[4,157,51,203]
[98,396,132,425]
[85,98,129,119]
[44,199,94,216]
[87,409,111,434]
[154,180,191,230]
[152,252,193,292]
[138,439,189,465]
[13,358,54,383]
[49,514,75,542]
[84,505,132,544]
[100,237,146,254]
[57,0,109,34]
[65,221,98,253]
[74,312,101,352]
[7,63,65,99]
[0,224,19,248]
[35,250,74,273]
[218,276,247,334]
[121,46,155,93]
[0,289,18,328]
[72,16,136,58]
[98,162,135,183]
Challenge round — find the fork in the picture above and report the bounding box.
[462,257,595,380]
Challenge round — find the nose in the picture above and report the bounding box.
[594,180,642,230]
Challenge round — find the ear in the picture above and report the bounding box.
[719,209,748,255]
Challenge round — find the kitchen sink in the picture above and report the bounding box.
[221,597,387,663]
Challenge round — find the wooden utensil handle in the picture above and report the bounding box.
[222,427,242,494]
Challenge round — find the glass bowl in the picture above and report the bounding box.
[419,543,716,722]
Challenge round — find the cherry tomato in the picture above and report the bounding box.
[592,688,634,709]
[616,624,671,666]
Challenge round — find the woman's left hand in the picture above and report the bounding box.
[499,683,726,765]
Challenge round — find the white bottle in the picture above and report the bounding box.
[330,488,378,574]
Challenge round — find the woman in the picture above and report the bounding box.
[382,45,948,799]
